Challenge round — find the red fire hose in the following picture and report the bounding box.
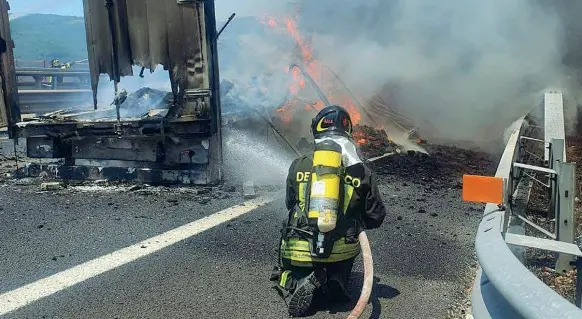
[346,231,374,319]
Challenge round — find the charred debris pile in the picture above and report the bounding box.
[348,125,497,186]
[370,144,496,187]
[353,126,495,184]
[352,124,399,158]
[32,82,244,122]
[31,87,172,122]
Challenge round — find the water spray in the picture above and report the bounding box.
[247,106,302,157]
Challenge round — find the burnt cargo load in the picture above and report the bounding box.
[0,0,224,185]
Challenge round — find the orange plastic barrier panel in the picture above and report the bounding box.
[462,175,504,204]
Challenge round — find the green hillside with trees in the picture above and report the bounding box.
[11,14,88,63]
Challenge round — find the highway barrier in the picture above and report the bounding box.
[466,91,582,319]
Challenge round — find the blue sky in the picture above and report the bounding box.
[9,0,271,18]
[10,0,83,16]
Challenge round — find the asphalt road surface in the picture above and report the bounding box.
[0,138,496,319]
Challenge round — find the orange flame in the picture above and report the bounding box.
[267,17,277,27]
[259,13,362,126]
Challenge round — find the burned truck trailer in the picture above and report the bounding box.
[0,0,223,185]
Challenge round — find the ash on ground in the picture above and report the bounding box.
[0,138,28,181]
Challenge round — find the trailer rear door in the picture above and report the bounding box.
[0,0,20,128]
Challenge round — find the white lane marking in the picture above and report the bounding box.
[0,196,275,316]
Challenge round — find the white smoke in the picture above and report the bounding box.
[215,0,581,148]
[220,34,292,110]
[84,65,172,120]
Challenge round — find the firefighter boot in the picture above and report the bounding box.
[287,269,327,317]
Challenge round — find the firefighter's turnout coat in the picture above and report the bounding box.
[280,141,387,267]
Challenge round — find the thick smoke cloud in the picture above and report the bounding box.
[217,0,580,149]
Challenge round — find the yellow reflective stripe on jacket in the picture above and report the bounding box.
[343,184,354,214]
[280,237,360,263]
[279,270,291,287]
[298,182,306,211]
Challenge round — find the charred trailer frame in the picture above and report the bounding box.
[0,0,224,185]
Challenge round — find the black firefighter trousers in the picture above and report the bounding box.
[280,257,355,303]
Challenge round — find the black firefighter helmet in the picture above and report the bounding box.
[311,105,353,139]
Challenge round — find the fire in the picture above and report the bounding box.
[351,127,366,146]
[266,17,277,27]
[283,17,313,62]
[259,13,362,126]
[276,98,298,122]
[329,96,361,124]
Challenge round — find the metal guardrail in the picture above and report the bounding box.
[18,89,93,114]
[11,67,92,114]
[16,68,91,76]
[472,92,582,319]
[14,59,90,69]
[15,68,91,91]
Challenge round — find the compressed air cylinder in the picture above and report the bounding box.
[308,139,342,233]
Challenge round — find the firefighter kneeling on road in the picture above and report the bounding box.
[270,105,387,317]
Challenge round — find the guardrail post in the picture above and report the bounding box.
[515,137,524,179]
[576,257,582,308]
[51,76,58,90]
[550,138,565,220]
[33,76,42,89]
[503,177,512,235]
[555,160,576,273]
